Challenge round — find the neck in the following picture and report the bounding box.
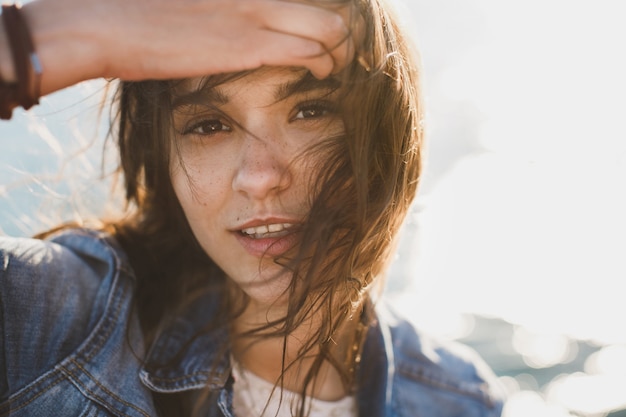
[230,299,364,401]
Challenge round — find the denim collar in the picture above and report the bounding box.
[139,290,232,393]
[356,311,391,417]
[139,292,391,415]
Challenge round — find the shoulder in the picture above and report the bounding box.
[377,302,505,417]
[0,228,135,394]
[0,228,131,320]
[1,227,129,276]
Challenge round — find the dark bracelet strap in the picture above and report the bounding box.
[0,76,18,120]
[1,3,42,119]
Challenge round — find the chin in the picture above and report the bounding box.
[233,268,294,308]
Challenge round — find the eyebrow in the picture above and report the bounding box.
[172,72,341,110]
[274,72,341,102]
[172,87,229,110]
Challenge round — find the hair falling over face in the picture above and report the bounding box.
[106,0,424,415]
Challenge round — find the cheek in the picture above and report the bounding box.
[169,156,193,206]
[170,146,229,203]
[169,161,223,252]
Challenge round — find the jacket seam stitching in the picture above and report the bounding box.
[142,370,214,384]
[0,370,65,416]
[75,244,126,363]
[62,359,150,417]
[397,366,494,407]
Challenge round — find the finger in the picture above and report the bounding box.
[254,1,356,73]
[253,31,336,79]
[331,3,367,73]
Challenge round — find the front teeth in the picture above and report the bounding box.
[242,223,293,238]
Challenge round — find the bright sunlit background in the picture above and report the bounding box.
[386,0,626,416]
[1,1,625,416]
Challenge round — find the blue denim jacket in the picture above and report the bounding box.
[0,229,504,416]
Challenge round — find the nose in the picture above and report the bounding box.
[232,132,292,200]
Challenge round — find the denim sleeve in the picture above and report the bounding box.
[380,303,506,416]
[0,235,107,399]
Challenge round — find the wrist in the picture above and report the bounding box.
[22,0,106,95]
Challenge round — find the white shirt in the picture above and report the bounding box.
[231,360,357,417]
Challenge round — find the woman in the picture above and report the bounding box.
[0,0,504,416]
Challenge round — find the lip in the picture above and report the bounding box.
[231,217,301,258]
[234,217,301,231]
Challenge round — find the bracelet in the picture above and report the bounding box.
[0,75,18,120]
[1,3,42,119]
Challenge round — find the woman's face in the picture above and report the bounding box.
[169,67,344,307]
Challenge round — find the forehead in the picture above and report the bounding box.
[180,67,307,91]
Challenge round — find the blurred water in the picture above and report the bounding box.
[2,1,626,415]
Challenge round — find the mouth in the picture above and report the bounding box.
[234,221,300,257]
[240,223,295,239]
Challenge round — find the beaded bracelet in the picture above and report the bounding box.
[0,3,42,120]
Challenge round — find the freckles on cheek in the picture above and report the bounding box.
[171,144,233,205]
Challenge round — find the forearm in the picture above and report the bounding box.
[1,0,359,118]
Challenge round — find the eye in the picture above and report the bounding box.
[294,101,335,120]
[183,119,231,135]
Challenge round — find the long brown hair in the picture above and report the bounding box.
[107,0,423,414]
